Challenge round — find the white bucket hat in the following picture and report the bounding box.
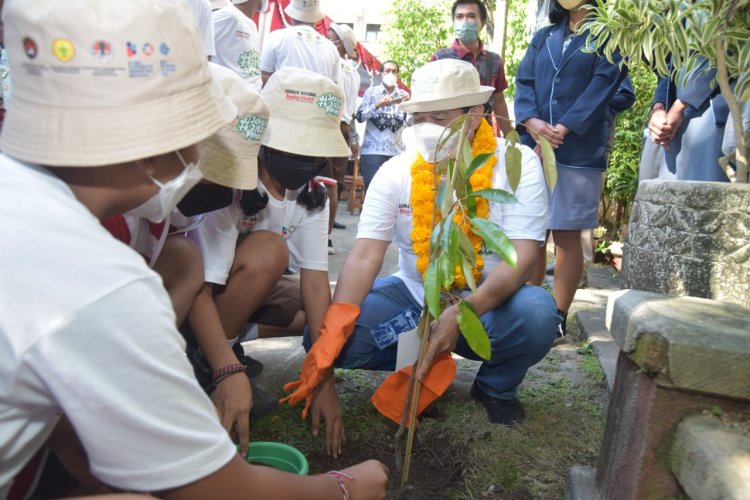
[284,0,324,24]
[0,0,237,167]
[202,64,269,190]
[329,23,358,59]
[260,67,350,157]
[399,59,494,114]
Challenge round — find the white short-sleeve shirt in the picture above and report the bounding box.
[0,155,234,493]
[188,0,216,57]
[357,139,548,304]
[212,5,262,90]
[259,25,340,83]
[190,180,330,285]
[338,59,360,125]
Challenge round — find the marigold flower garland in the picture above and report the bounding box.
[410,119,497,289]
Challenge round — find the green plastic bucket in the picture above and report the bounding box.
[240,441,309,475]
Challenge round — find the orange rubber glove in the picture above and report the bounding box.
[280,303,360,418]
[371,352,456,427]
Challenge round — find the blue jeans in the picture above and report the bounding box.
[359,154,392,192]
[304,276,561,400]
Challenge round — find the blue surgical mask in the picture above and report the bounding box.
[454,20,480,44]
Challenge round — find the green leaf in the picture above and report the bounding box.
[459,137,473,175]
[424,261,440,319]
[469,188,518,205]
[457,301,491,360]
[504,144,523,192]
[538,136,557,192]
[461,259,477,292]
[438,252,454,290]
[466,153,494,178]
[457,229,476,266]
[469,217,518,268]
[448,221,460,257]
[505,129,520,145]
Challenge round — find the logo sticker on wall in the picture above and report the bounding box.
[90,40,114,63]
[52,38,75,62]
[23,38,38,59]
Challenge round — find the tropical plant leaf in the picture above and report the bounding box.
[438,251,454,290]
[504,144,523,192]
[469,188,518,205]
[469,217,517,268]
[457,229,476,265]
[424,261,440,319]
[538,136,557,191]
[505,129,520,145]
[461,259,477,292]
[457,301,490,360]
[466,153,494,178]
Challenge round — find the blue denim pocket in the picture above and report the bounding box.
[370,306,421,350]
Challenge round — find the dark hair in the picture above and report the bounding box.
[549,0,596,24]
[451,0,488,23]
[239,188,269,217]
[295,182,328,213]
[381,60,399,72]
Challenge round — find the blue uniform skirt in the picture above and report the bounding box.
[547,164,603,230]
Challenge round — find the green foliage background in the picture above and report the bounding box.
[503,0,533,98]
[382,0,453,86]
[603,63,657,234]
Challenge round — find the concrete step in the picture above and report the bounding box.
[573,309,618,394]
[671,413,750,500]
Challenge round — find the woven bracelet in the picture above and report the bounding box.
[325,470,353,500]
[212,363,245,382]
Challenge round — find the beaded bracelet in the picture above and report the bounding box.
[212,363,245,382]
[326,470,353,500]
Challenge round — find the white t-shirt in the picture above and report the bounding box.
[357,139,548,304]
[212,5,262,90]
[188,0,216,57]
[338,59,360,125]
[0,155,235,493]
[259,25,340,83]
[190,181,329,285]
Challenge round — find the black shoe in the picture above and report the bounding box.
[328,239,335,255]
[251,384,278,418]
[545,262,555,276]
[470,382,525,425]
[578,274,588,289]
[333,221,346,230]
[232,342,264,379]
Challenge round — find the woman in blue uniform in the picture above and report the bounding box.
[514,0,633,332]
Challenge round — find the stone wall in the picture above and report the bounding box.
[622,180,750,308]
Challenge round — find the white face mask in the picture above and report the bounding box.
[127,150,204,223]
[413,122,460,163]
[382,73,398,88]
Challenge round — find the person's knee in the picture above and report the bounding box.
[234,231,288,277]
[156,236,204,296]
[502,286,559,353]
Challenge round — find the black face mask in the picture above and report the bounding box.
[177,183,234,216]
[265,149,326,190]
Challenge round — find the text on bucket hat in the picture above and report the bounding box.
[329,23,358,59]
[201,64,270,191]
[399,59,494,114]
[284,0,324,24]
[0,0,237,167]
[260,67,350,158]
